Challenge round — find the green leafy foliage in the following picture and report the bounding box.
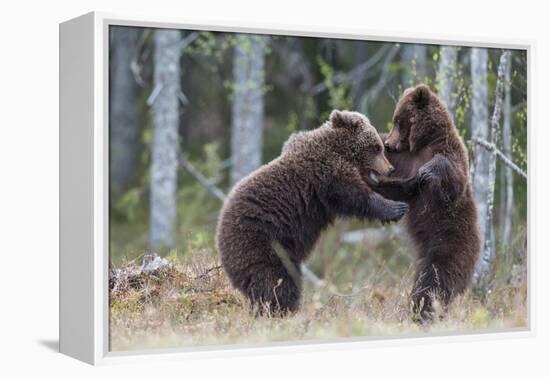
[317,56,352,113]
[113,188,141,223]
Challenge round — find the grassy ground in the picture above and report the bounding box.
[109,222,528,352]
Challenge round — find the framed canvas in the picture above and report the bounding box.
[59,11,533,365]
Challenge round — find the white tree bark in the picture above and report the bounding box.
[351,42,369,113]
[230,34,268,186]
[149,30,181,250]
[437,46,458,119]
[470,48,491,275]
[110,26,140,191]
[402,44,427,87]
[474,50,511,291]
[501,59,514,247]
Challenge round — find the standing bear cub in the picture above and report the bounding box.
[371,85,481,322]
[216,110,409,314]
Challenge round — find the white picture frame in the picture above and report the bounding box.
[59,11,535,365]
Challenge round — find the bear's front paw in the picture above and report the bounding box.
[383,201,409,222]
[418,165,441,187]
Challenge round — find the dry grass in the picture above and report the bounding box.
[109,236,527,352]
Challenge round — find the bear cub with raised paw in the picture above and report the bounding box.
[371,85,481,323]
[216,110,409,315]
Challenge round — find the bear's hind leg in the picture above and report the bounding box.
[410,258,453,323]
[246,256,302,316]
[222,237,302,316]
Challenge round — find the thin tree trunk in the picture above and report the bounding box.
[230,34,268,186]
[149,29,181,250]
[470,48,491,279]
[110,26,140,191]
[414,45,427,82]
[351,42,369,113]
[437,46,458,120]
[474,50,511,291]
[501,56,514,248]
[402,44,427,88]
[499,149,505,236]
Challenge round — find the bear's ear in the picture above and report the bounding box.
[412,84,431,109]
[329,110,347,128]
[329,110,360,129]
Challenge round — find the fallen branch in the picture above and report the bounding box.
[470,137,526,180]
[340,226,403,244]
[179,155,227,202]
[110,253,172,293]
[179,155,324,287]
[341,225,412,264]
[194,265,223,280]
[301,264,325,288]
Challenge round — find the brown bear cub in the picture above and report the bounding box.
[371,84,481,322]
[216,110,409,315]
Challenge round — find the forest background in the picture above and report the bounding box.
[108,27,528,351]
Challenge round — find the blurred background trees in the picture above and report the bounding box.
[470,48,492,267]
[437,46,458,119]
[473,51,512,292]
[501,60,514,247]
[230,35,268,185]
[148,29,182,250]
[109,26,528,297]
[109,27,140,191]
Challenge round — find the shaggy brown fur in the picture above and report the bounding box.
[371,85,481,322]
[216,110,409,314]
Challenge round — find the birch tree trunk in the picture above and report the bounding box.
[474,50,511,291]
[230,34,268,186]
[501,56,514,248]
[149,30,181,250]
[110,26,140,191]
[351,42,369,113]
[437,46,458,119]
[402,44,427,88]
[470,48,491,278]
